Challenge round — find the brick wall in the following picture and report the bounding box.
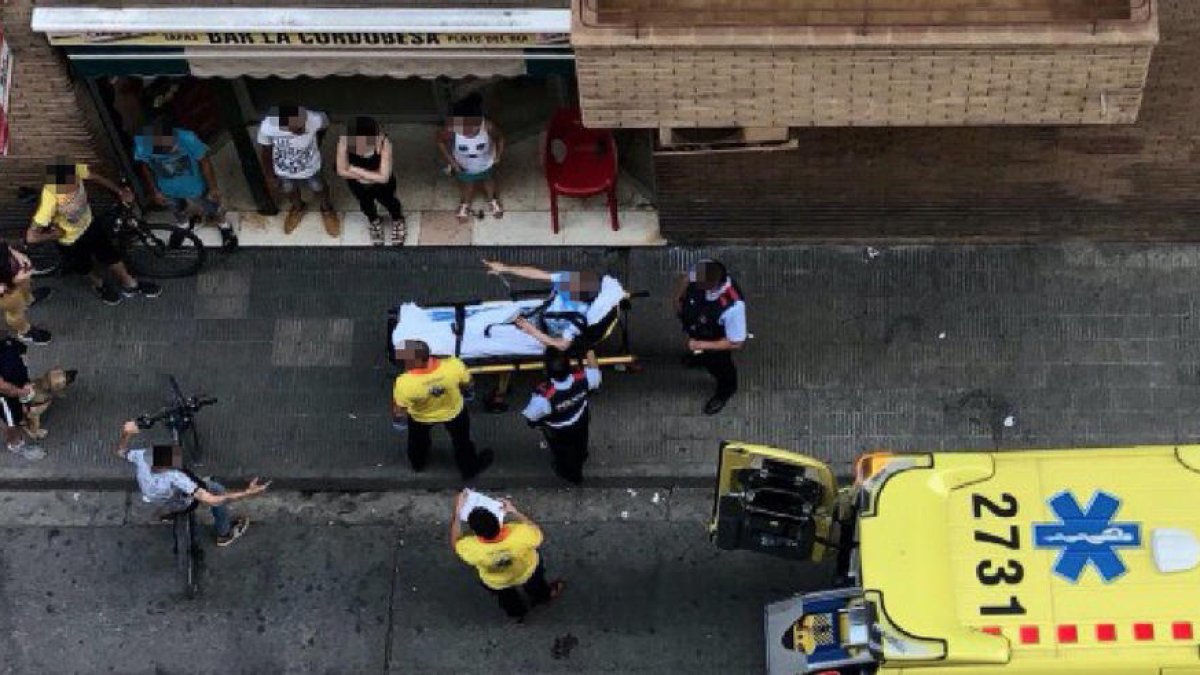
[573,2,1158,128]
[0,0,110,234]
[577,45,1154,128]
[640,0,1200,241]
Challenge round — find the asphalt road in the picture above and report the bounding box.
[0,488,820,675]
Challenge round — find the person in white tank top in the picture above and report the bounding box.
[437,93,506,222]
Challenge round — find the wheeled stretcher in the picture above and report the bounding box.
[387,279,645,410]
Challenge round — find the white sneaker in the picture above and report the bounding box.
[7,443,46,460]
[217,518,250,547]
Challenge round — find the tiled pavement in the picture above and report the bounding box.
[7,243,1200,487]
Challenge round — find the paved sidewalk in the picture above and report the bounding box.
[6,243,1200,487]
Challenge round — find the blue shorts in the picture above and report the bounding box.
[456,168,492,184]
[170,196,226,223]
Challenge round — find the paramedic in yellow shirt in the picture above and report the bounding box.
[451,492,564,622]
[26,162,160,306]
[391,339,493,481]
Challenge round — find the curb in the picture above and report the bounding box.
[0,473,719,493]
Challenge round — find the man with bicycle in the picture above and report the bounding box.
[26,161,161,306]
[134,117,238,252]
[115,420,268,547]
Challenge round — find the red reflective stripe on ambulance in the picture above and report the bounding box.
[1133,623,1155,641]
[1096,624,1117,642]
[1172,622,1194,640]
[1057,625,1078,643]
[1019,626,1040,644]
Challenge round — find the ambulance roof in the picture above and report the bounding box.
[858,446,1200,666]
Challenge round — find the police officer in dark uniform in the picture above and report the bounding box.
[676,259,747,415]
[521,348,601,484]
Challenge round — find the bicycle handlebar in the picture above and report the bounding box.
[135,396,218,430]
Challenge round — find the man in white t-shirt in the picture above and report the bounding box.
[256,104,341,237]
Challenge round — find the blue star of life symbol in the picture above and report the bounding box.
[1032,490,1142,583]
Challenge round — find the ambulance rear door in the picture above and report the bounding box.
[711,442,838,562]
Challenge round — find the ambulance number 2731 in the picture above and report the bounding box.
[972,493,1026,616]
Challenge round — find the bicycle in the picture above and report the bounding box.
[15,182,207,280]
[136,375,217,599]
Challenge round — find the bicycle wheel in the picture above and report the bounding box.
[26,242,62,277]
[175,512,202,599]
[125,225,206,279]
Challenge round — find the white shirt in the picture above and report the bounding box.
[522,367,602,428]
[451,123,494,175]
[257,109,329,179]
[547,273,625,342]
[706,280,748,342]
[126,448,198,509]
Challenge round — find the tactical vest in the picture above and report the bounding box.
[535,369,590,427]
[680,280,743,341]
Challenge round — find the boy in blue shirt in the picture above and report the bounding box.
[134,119,237,251]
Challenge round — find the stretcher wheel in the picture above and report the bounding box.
[483,389,509,414]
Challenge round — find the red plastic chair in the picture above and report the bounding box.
[542,107,619,234]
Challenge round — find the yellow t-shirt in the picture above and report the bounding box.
[392,357,470,423]
[454,523,543,590]
[32,163,94,245]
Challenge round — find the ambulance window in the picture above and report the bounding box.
[865,591,947,662]
[858,455,933,517]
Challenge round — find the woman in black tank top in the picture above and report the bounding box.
[336,116,406,246]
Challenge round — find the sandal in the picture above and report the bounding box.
[488,198,504,219]
[368,218,385,246]
[390,217,406,246]
[456,202,471,223]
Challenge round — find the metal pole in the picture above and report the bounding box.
[210,77,276,215]
[81,77,143,201]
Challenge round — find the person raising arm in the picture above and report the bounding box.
[116,420,269,546]
[482,259,554,282]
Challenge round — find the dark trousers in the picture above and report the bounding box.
[543,411,590,484]
[347,177,404,222]
[698,350,738,400]
[490,561,553,619]
[407,407,480,478]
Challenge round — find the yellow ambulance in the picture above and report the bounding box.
[711,442,1200,675]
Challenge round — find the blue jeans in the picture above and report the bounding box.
[170,196,226,224]
[205,481,232,537]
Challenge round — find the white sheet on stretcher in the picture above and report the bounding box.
[391,276,625,360]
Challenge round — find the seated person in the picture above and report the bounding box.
[481,259,622,351]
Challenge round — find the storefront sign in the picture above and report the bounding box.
[0,27,12,156]
[46,31,569,49]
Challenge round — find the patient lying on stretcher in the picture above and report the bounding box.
[390,260,625,360]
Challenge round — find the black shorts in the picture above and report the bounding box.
[58,222,122,272]
[0,396,25,426]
